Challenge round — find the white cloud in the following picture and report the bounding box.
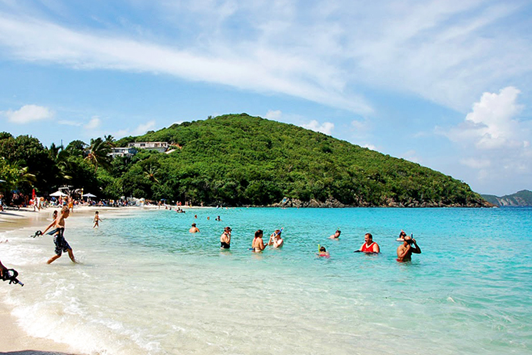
[84,117,101,129]
[2,104,53,123]
[265,110,282,120]
[133,120,156,135]
[447,87,528,150]
[362,144,377,151]
[460,158,491,169]
[302,120,334,135]
[443,87,532,189]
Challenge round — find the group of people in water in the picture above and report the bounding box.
[188,222,421,262]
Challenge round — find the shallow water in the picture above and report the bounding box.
[1,207,531,354]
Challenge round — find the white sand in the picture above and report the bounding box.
[0,204,170,354]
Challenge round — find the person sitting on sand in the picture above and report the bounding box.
[251,230,266,252]
[41,206,76,264]
[318,246,330,257]
[355,233,380,254]
[329,230,341,239]
[268,229,284,248]
[220,226,231,249]
[397,236,421,262]
[93,211,102,228]
[189,223,200,233]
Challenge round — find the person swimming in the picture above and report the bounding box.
[318,246,330,258]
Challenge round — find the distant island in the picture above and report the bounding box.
[1,113,492,207]
[481,190,532,206]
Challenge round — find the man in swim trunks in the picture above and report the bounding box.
[397,236,421,262]
[220,226,231,249]
[356,233,380,253]
[189,223,200,233]
[41,206,76,264]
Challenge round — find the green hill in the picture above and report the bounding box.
[112,113,489,207]
[481,190,532,206]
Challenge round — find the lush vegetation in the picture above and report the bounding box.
[1,114,489,207]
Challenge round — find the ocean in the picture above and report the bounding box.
[1,207,531,354]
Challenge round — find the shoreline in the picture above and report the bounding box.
[0,205,168,354]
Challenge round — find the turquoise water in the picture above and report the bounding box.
[1,207,531,354]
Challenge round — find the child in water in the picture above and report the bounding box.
[318,246,330,258]
[93,211,102,228]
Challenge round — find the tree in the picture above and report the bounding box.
[84,137,112,172]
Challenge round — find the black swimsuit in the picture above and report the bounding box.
[220,242,230,249]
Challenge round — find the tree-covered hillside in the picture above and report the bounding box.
[0,113,490,207]
[112,113,489,207]
[482,190,532,206]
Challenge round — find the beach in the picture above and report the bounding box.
[0,206,79,354]
[0,205,157,355]
[1,206,531,354]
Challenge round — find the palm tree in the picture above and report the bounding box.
[143,163,160,183]
[84,137,111,172]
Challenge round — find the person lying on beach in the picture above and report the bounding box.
[329,230,341,239]
[397,236,421,262]
[251,230,266,252]
[41,206,76,264]
[189,223,200,233]
[220,226,231,249]
[355,233,380,254]
[317,246,330,258]
[268,229,284,248]
[93,211,102,228]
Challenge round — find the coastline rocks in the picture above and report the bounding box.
[271,196,494,208]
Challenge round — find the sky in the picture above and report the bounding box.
[0,0,531,196]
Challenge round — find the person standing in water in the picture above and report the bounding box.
[397,236,421,262]
[220,227,231,249]
[93,211,102,228]
[355,233,380,254]
[189,223,200,233]
[41,206,76,264]
[251,230,266,252]
[268,229,284,248]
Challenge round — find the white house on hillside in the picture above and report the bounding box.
[127,142,169,153]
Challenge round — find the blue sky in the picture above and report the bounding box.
[0,0,531,196]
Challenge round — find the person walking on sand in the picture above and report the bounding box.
[93,211,102,228]
[220,226,231,249]
[41,206,76,264]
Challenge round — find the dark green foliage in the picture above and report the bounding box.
[0,115,489,207]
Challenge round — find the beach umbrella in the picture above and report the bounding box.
[0,179,5,183]
[83,193,97,198]
[50,190,68,197]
